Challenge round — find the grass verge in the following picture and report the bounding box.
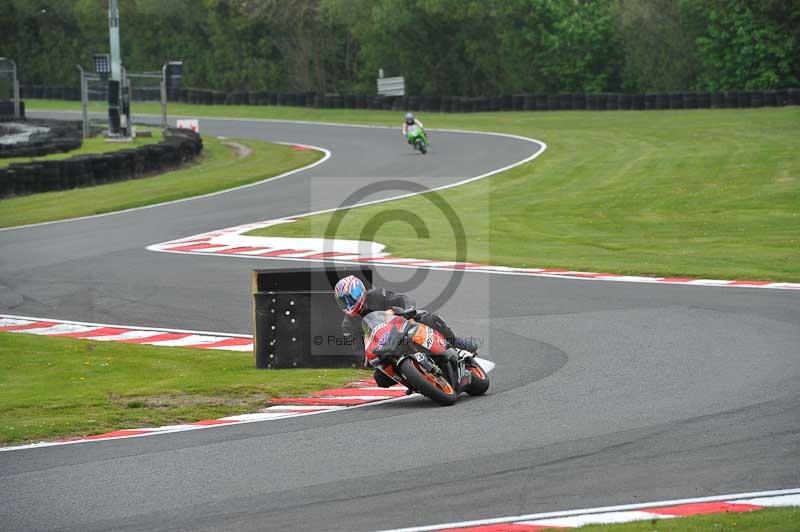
[0,126,162,169]
[0,134,322,228]
[28,100,800,281]
[0,332,367,445]
[565,506,799,531]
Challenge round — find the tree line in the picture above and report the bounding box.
[1,0,798,96]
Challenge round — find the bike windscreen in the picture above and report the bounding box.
[407,125,420,135]
[362,310,394,339]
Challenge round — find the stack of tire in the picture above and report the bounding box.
[0,127,203,199]
[0,120,81,158]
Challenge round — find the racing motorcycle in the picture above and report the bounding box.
[406,124,428,154]
[362,309,489,406]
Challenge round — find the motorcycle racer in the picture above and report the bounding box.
[402,112,428,147]
[334,275,478,387]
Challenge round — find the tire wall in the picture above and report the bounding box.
[0,128,202,199]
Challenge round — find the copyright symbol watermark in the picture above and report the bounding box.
[313,335,324,346]
[321,179,467,311]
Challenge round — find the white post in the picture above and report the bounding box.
[77,65,89,138]
[12,60,20,119]
[160,63,168,130]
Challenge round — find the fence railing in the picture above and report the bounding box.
[17,85,800,112]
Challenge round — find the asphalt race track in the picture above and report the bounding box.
[1,114,798,532]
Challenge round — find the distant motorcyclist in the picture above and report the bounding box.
[334,275,478,387]
[401,112,428,146]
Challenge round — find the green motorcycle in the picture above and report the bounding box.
[406,124,429,154]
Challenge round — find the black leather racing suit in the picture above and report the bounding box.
[341,288,458,386]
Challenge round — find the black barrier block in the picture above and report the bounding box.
[652,93,666,109]
[618,93,632,110]
[750,91,764,108]
[696,92,710,108]
[764,91,778,107]
[62,158,84,189]
[683,92,697,109]
[0,169,13,198]
[38,161,63,192]
[668,92,684,109]
[511,94,524,111]
[520,94,534,111]
[69,156,93,187]
[710,92,724,108]
[105,153,124,182]
[605,93,620,110]
[253,268,372,368]
[787,88,800,105]
[571,94,586,110]
[29,164,45,193]
[547,94,560,111]
[775,89,788,106]
[724,91,739,108]
[534,94,548,111]
[91,155,112,184]
[13,164,40,194]
[557,94,572,110]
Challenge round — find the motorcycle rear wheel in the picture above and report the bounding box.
[399,358,457,406]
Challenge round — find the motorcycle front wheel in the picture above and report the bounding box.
[464,358,490,396]
[399,358,457,406]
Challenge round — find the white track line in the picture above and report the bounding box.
[0,313,251,338]
[373,488,800,532]
[9,111,543,233]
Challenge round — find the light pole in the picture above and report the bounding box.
[107,0,128,137]
[160,61,183,130]
[76,65,89,138]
